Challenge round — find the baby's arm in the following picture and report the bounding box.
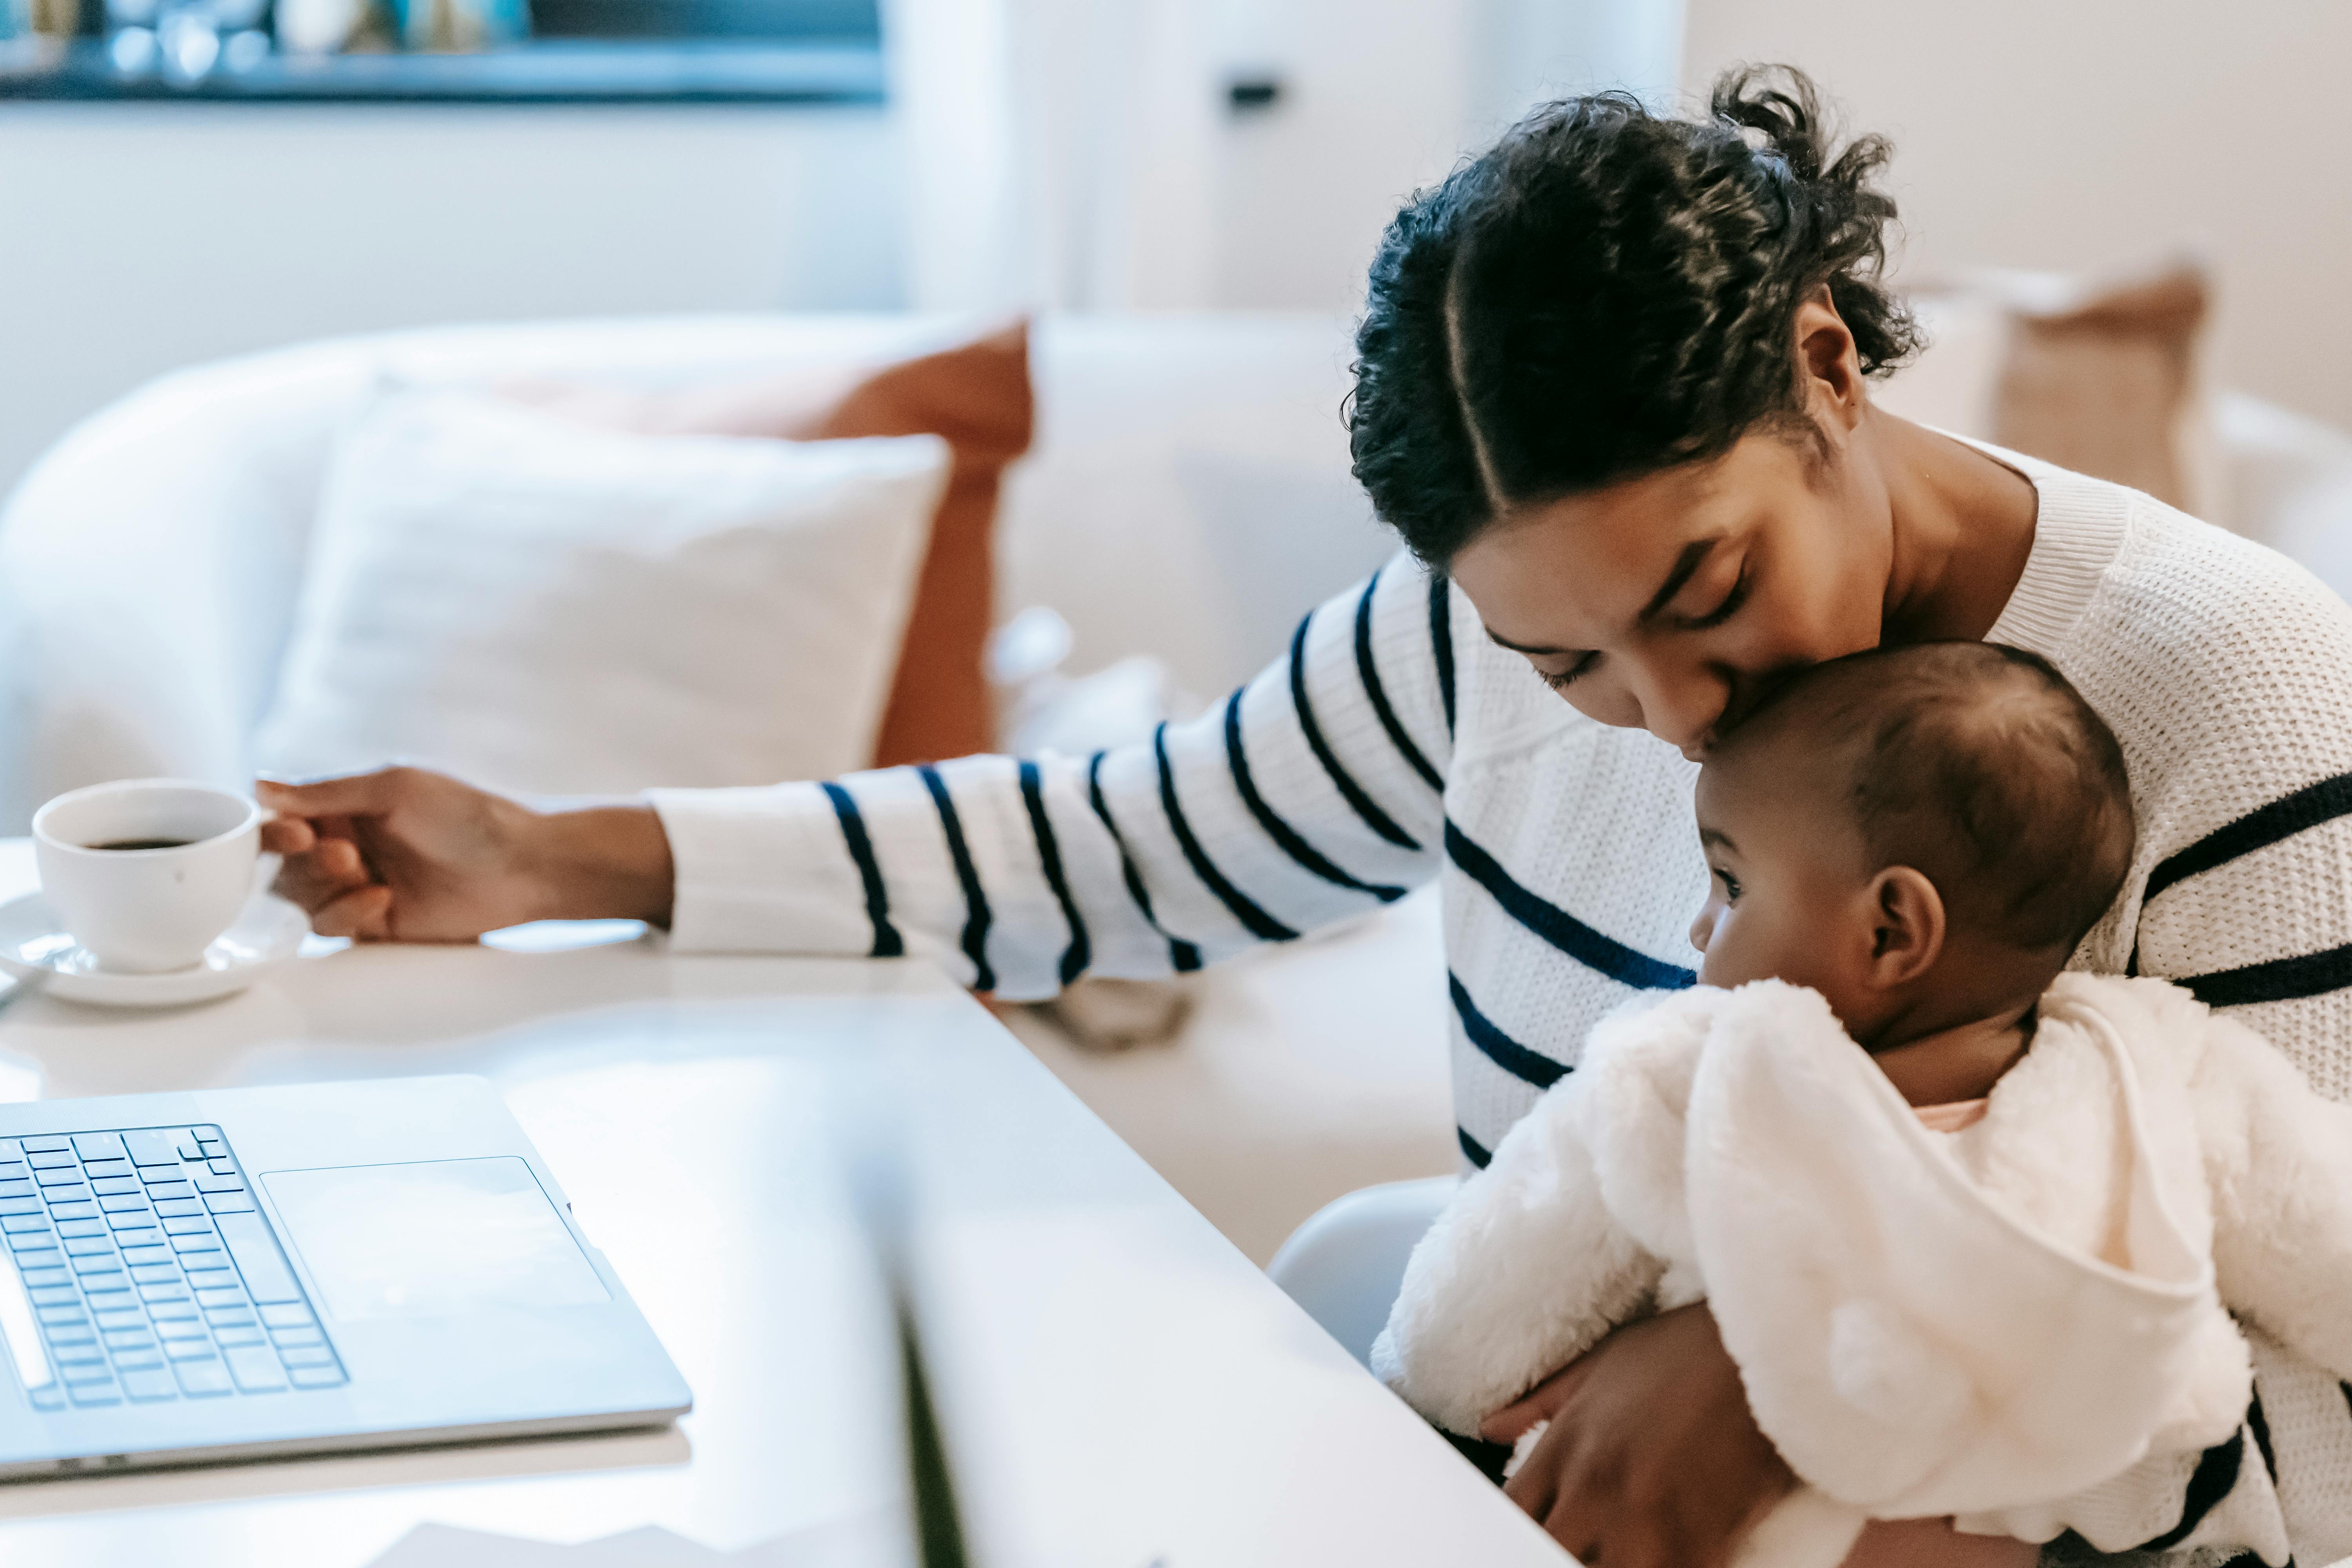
[1372,1076,1664,1435]
[2198,1013,2352,1377]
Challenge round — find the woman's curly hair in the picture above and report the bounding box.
[1348,65,1919,564]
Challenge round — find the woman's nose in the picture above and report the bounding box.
[1633,661,1726,755]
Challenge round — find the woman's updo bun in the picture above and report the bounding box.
[1348,64,1920,564]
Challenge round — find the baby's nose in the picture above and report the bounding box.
[1688,905,1715,954]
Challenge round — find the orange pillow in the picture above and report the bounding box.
[508,321,1034,768]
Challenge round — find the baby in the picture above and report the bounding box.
[1375,642,2352,1567]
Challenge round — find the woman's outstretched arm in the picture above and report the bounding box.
[263,555,1454,995]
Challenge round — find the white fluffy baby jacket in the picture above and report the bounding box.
[1372,975,2352,1565]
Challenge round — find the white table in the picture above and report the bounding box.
[0,842,1565,1567]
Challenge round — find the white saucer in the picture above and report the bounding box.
[0,889,308,1008]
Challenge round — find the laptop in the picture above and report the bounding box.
[0,1074,690,1477]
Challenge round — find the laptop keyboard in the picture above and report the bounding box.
[0,1125,345,1410]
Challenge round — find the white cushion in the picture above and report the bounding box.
[254,387,948,795]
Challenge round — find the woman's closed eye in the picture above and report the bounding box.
[1537,652,1600,691]
[1675,563,1753,632]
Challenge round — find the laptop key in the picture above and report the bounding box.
[62,1236,113,1257]
[213,1326,265,1348]
[80,1158,132,1181]
[90,1178,142,1198]
[123,1130,182,1168]
[71,1134,126,1163]
[1,1213,49,1234]
[174,1360,232,1397]
[27,1386,65,1410]
[143,1181,194,1203]
[111,1224,162,1245]
[258,1304,313,1329]
[53,1219,104,1240]
[184,1267,236,1291]
[67,1385,121,1408]
[194,1288,245,1309]
[0,1189,38,1209]
[17,1138,66,1154]
[279,1345,336,1368]
[287,1366,346,1389]
[204,1195,256,1216]
[99,1194,151,1215]
[93,1308,144,1331]
[213,1214,299,1303]
[61,1363,114,1386]
[129,1265,178,1286]
[193,1175,244,1195]
[224,1347,285,1392]
[25,1152,75,1171]
[120,1367,176,1401]
[151,1199,203,1219]
[44,1202,96,1222]
[163,1341,216,1363]
[19,1268,69,1290]
[147,1300,201,1322]
[268,1326,322,1348]
[26,1286,75,1307]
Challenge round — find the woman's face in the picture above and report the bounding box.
[1448,428,1892,760]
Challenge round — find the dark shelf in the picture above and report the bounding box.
[0,38,884,104]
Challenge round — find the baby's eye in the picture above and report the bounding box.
[1714,868,1742,902]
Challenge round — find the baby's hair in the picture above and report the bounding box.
[1724,642,2135,954]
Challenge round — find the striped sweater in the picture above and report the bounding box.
[651,448,2352,1564]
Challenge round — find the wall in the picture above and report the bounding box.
[0,102,899,493]
[1682,0,2352,430]
[1209,0,1683,312]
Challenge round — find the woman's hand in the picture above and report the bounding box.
[257,767,675,941]
[1480,1303,1795,1568]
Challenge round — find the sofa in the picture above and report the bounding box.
[4,311,2350,1266]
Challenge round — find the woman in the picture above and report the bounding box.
[262,69,2352,1567]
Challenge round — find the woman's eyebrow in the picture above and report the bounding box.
[1638,539,1717,622]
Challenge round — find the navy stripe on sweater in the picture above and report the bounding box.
[918,764,996,993]
[1294,610,1421,850]
[2145,770,2352,906]
[1449,973,1568,1088]
[1018,760,1091,987]
[2183,941,2352,1008]
[1445,819,1697,991]
[1086,751,1201,973]
[1457,1127,1492,1169]
[1428,571,1457,738]
[1154,722,1299,943]
[820,782,903,959]
[1356,572,1444,794]
[1224,690,1406,903]
[2131,1429,2245,1553]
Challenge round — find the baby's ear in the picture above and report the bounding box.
[1865,866,1945,987]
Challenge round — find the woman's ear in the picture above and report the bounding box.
[1864,866,1945,988]
[1794,285,1865,434]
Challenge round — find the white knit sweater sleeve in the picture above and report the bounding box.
[643,554,1454,998]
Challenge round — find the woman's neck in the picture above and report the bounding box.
[1866,411,2041,645]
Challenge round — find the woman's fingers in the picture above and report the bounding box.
[1482,1358,1588,1443]
[258,815,316,855]
[311,884,394,941]
[272,840,375,917]
[256,767,415,823]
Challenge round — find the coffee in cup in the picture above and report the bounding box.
[33,780,264,973]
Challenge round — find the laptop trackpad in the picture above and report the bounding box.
[263,1158,611,1321]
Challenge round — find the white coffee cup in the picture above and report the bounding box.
[33,780,265,974]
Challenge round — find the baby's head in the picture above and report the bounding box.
[1690,642,2134,1047]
